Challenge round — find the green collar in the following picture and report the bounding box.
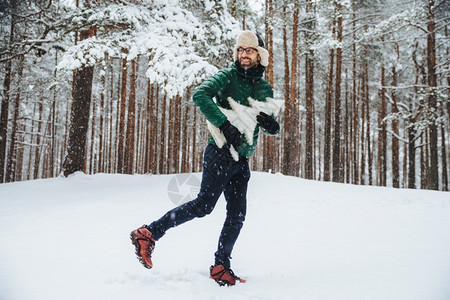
[232,61,265,81]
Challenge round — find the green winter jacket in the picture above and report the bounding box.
[193,61,276,158]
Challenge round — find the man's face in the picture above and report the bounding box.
[238,47,260,69]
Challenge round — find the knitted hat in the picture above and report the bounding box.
[233,30,269,67]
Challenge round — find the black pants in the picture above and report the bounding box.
[147,144,250,269]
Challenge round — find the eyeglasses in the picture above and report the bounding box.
[237,47,257,55]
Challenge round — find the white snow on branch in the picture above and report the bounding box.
[57,0,239,98]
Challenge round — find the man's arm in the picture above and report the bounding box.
[192,70,229,128]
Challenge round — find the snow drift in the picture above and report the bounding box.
[1,172,449,299]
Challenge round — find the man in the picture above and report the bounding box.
[130,30,280,286]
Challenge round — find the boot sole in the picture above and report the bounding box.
[130,231,153,269]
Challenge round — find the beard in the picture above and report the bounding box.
[239,57,259,70]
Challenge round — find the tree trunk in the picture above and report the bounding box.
[282,4,290,109]
[192,105,198,172]
[89,97,97,174]
[181,95,190,173]
[125,59,136,174]
[265,0,274,86]
[407,123,416,189]
[136,101,143,174]
[63,29,95,176]
[324,18,335,182]
[332,0,343,182]
[0,9,15,183]
[159,91,167,174]
[365,66,373,186]
[98,62,106,173]
[440,106,448,191]
[0,57,12,183]
[426,0,438,190]
[5,54,25,182]
[378,59,387,186]
[263,0,274,173]
[282,0,300,176]
[107,58,115,173]
[360,76,366,185]
[117,50,128,174]
[352,70,359,185]
[348,5,356,184]
[153,84,160,173]
[144,79,152,174]
[344,69,350,183]
[175,94,182,173]
[51,52,58,177]
[15,120,24,181]
[168,97,175,173]
[391,61,400,188]
[242,0,246,30]
[305,0,315,180]
[281,3,290,174]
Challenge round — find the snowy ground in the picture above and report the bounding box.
[1,171,450,300]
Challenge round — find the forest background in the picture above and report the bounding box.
[0,0,449,191]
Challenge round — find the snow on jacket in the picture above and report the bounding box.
[193,61,276,158]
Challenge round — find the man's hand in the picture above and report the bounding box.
[257,112,279,134]
[219,120,242,151]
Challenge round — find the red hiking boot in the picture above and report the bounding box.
[210,264,246,286]
[130,225,155,269]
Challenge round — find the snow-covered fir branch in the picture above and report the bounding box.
[57,0,239,98]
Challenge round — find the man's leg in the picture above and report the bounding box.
[147,144,234,241]
[214,160,250,269]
